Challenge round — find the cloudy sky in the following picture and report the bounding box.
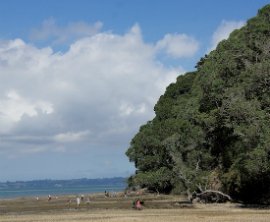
[0,0,268,182]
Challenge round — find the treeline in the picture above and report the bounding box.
[126,5,270,204]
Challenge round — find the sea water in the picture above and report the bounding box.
[0,182,126,199]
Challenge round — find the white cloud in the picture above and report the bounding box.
[54,131,90,143]
[156,33,199,58]
[0,23,186,158]
[30,18,103,44]
[119,103,146,117]
[209,20,245,52]
[0,90,53,133]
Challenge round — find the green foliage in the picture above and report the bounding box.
[133,167,173,193]
[126,4,270,204]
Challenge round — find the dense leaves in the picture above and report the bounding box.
[126,5,270,204]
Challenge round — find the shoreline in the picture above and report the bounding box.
[0,177,127,200]
[0,191,109,201]
[0,192,187,214]
[0,186,126,200]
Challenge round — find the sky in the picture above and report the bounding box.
[0,0,269,182]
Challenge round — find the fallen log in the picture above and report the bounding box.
[191,190,232,203]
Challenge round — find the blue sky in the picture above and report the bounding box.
[0,0,268,182]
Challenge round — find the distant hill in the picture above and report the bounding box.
[0,177,126,189]
[126,4,270,204]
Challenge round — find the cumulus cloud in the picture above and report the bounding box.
[0,90,53,133]
[119,102,146,117]
[30,18,103,44]
[54,130,90,143]
[0,24,187,159]
[155,33,199,58]
[208,20,245,52]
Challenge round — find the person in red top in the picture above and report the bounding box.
[135,199,142,210]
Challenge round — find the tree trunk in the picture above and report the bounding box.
[191,190,232,203]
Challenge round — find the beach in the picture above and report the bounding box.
[1,193,270,222]
[2,208,270,222]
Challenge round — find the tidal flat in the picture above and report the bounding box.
[0,193,270,222]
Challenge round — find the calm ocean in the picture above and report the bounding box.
[0,183,126,199]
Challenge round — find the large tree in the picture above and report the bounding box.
[126,4,270,204]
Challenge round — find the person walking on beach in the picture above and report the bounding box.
[76,196,81,208]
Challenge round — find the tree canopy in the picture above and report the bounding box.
[126,4,270,204]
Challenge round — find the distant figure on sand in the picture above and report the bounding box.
[85,197,91,208]
[67,199,72,209]
[48,194,52,201]
[80,194,84,201]
[76,196,81,208]
[135,199,142,210]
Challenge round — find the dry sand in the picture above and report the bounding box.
[1,207,270,222]
[1,193,270,222]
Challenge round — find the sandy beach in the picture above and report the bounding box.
[2,208,270,222]
[1,193,270,222]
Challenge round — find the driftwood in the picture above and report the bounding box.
[191,190,232,203]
